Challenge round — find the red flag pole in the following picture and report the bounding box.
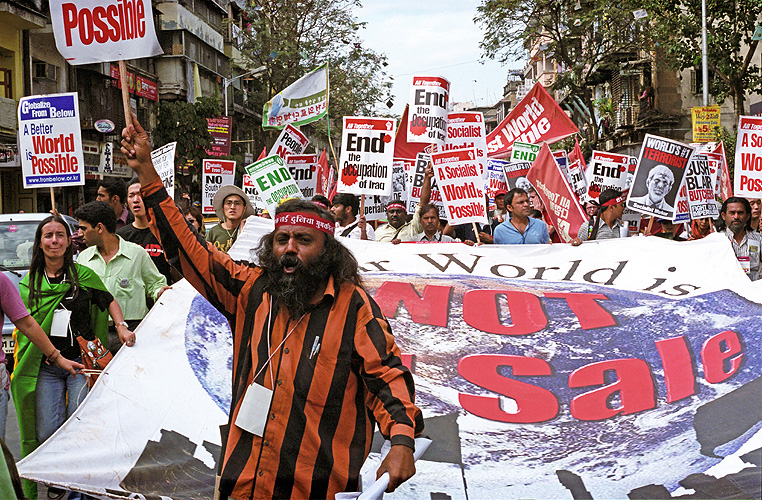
[118,60,132,129]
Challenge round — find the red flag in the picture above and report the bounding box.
[487,82,578,159]
[526,144,587,242]
[316,149,329,195]
[394,105,428,160]
[256,146,266,161]
[568,136,587,173]
[713,142,733,200]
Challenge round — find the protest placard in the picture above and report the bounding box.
[527,144,587,242]
[567,159,588,201]
[502,161,533,191]
[244,155,302,214]
[268,123,310,159]
[262,63,328,129]
[394,106,427,161]
[585,151,629,200]
[511,141,540,163]
[49,0,162,65]
[431,148,488,225]
[734,116,762,198]
[338,116,395,196]
[242,174,267,212]
[673,178,691,223]
[407,76,450,146]
[685,154,719,219]
[18,92,85,189]
[486,159,509,208]
[362,195,389,221]
[151,142,176,199]
[206,117,232,157]
[389,159,409,203]
[408,152,444,218]
[691,105,721,143]
[99,142,113,176]
[486,82,578,158]
[285,154,318,198]
[627,134,694,220]
[202,159,235,216]
[443,112,487,175]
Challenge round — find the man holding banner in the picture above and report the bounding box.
[121,117,423,499]
[375,166,434,242]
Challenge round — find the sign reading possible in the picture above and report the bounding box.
[18,92,85,188]
[431,148,488,225]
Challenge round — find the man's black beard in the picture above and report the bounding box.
[260,249,333,318]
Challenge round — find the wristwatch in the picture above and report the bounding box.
[116,321,129,329]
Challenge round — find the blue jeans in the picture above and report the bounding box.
[35,359,88,444]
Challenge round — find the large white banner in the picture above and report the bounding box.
[18,92,85,188]
[734,115,762,197]
[151,142,176,199]
[201,159,235,216]
[407,76,450,146]
[49,0,162,65]
[338,116,395,196]
[18,224,762,500]
[263,63,328,129]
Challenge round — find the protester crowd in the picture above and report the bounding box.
[0,138,756,500]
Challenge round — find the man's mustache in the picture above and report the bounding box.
[280,254,302,269]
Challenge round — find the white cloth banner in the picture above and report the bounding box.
[49,0,162,65]
[263,63,328,129]
[19,222,762,500]
[151,142,176,199]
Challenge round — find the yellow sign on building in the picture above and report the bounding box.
[691,105,721,143]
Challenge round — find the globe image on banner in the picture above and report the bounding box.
[185,294,234,413]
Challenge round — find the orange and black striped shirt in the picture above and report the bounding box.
[141,178,423,500]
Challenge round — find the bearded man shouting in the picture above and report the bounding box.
[121,116,423,500]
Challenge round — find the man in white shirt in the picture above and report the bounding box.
[331,193,374,240]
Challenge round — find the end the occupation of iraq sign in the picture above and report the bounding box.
[338,117,395,196]
[407,76,450,146]
[18,92,84,188]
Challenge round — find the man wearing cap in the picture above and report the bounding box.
[206,186,256,253]
[121,116,423,500]
[376,164,433,242]
[572,189,627,245]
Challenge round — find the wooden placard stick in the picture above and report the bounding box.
[118,60,132,128]
[645,216,655,236]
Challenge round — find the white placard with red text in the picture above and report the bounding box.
[407,76,450,146]
[431,148,488,225]
[585,151,630,200]
[202,159,235,216]
[18,92,85,188]
[242,174,267,212]
[268,124,309,159]
[338,117,395,196]
[734,116,762,197]
[408,153,445,219]
[285,154,318,198]
[443,112,487,175]
[49,0,162,65]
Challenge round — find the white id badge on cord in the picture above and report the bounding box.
[235,382,273,437]
[50,308,72,338]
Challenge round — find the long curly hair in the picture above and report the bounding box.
[27,215,80,308]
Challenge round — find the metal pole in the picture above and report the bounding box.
[702,0,708,106]
[222,66,267,117]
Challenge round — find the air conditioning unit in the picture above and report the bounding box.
[33,62,58,81]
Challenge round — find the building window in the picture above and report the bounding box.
[0,69,11,99]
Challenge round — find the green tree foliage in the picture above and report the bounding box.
[239,0,392,146]
[476,0,647,149]
[153,96,221,183]
[643,0,761,119]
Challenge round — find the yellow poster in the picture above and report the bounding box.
[691,105,721,142]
